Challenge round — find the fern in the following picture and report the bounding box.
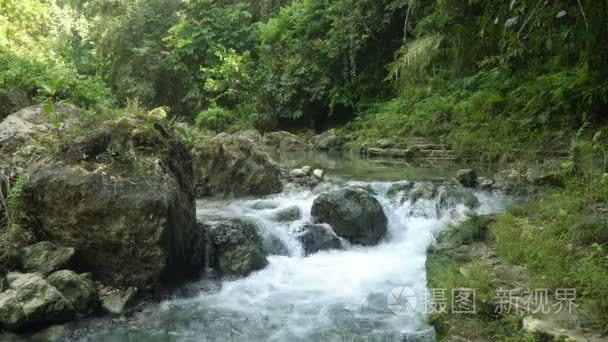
[567,121,607,177]
[386,34,444,89]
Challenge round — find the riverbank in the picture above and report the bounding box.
[426,173,608,341]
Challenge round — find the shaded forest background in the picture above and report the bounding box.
[1,0,607,160]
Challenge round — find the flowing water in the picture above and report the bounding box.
[69,153,509,342]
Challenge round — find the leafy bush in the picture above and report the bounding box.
[0,48,114,117]
[195,106,238,132]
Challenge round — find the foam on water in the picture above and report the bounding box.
[75,179,509,342]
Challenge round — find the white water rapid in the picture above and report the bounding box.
[74,176,508,342]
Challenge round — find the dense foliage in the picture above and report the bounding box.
[3,0,606,151]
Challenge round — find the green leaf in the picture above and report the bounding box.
[43,100,55,114]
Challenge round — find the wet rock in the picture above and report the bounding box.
[0,324,66,341]
[409,182,437,203]
[301,165,312,175]
[23,118,205,289]
[387,181,413,198]
[271,205,302,222]
[290,168,307,178]
[46,270,98,314]
[100,286,137,315]
[261,234,290,256]
[200,218,268,276]
[313,129,342,150]
[297,224,342,255]
[250,200,279,210]
[0,272,75,330]
[455,169,477,188]
[192,133,283,197]
[349,184,377,195]
[311,187,387,246]
[436,186,479,209]
[263,131,310,151]
[20,241,75,276]
[477,177,494,191]
[313,169,324,180]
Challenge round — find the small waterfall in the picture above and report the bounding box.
[204,238,214,274]
[73,178,509,342]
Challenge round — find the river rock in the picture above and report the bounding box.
[297,224,342,255]
[22,118,205,289]
[46,270,98,315]
[436,186,479,209]
[192,133,283,197]
[250,200,279,210]
[200,218,268,276]
[409,182,437,203]
[263,131,310,151]
[311,188,387,246]
[290,168,308,178]
[235,129,263,144]
[100,286,137,315]
[387,181,413,198]
[313,169,324,180]
[261,234,290,256]
[455,169,478,188]
[271,205,302,222]
[477,177,495,191]
[0,272,75,330]
[20,241,75,275]
[301,165,312,175]
[313,129,342,150]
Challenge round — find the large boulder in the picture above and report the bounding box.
[311,188,387,246]
[200,218,268,276]
[22,118,205,290]
[313,129,342,150]
[46,270,97,315]
[0,272,75,330]
[263,131,310,151]
[0,104,83,158]
[192,133,283,197]
[296,224,342,255]
[20,241,75,276]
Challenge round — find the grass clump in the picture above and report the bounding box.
[494,173,608,333]
[426,248,537,341]
[449,214,495,245]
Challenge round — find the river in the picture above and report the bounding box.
[68,152,508,341]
